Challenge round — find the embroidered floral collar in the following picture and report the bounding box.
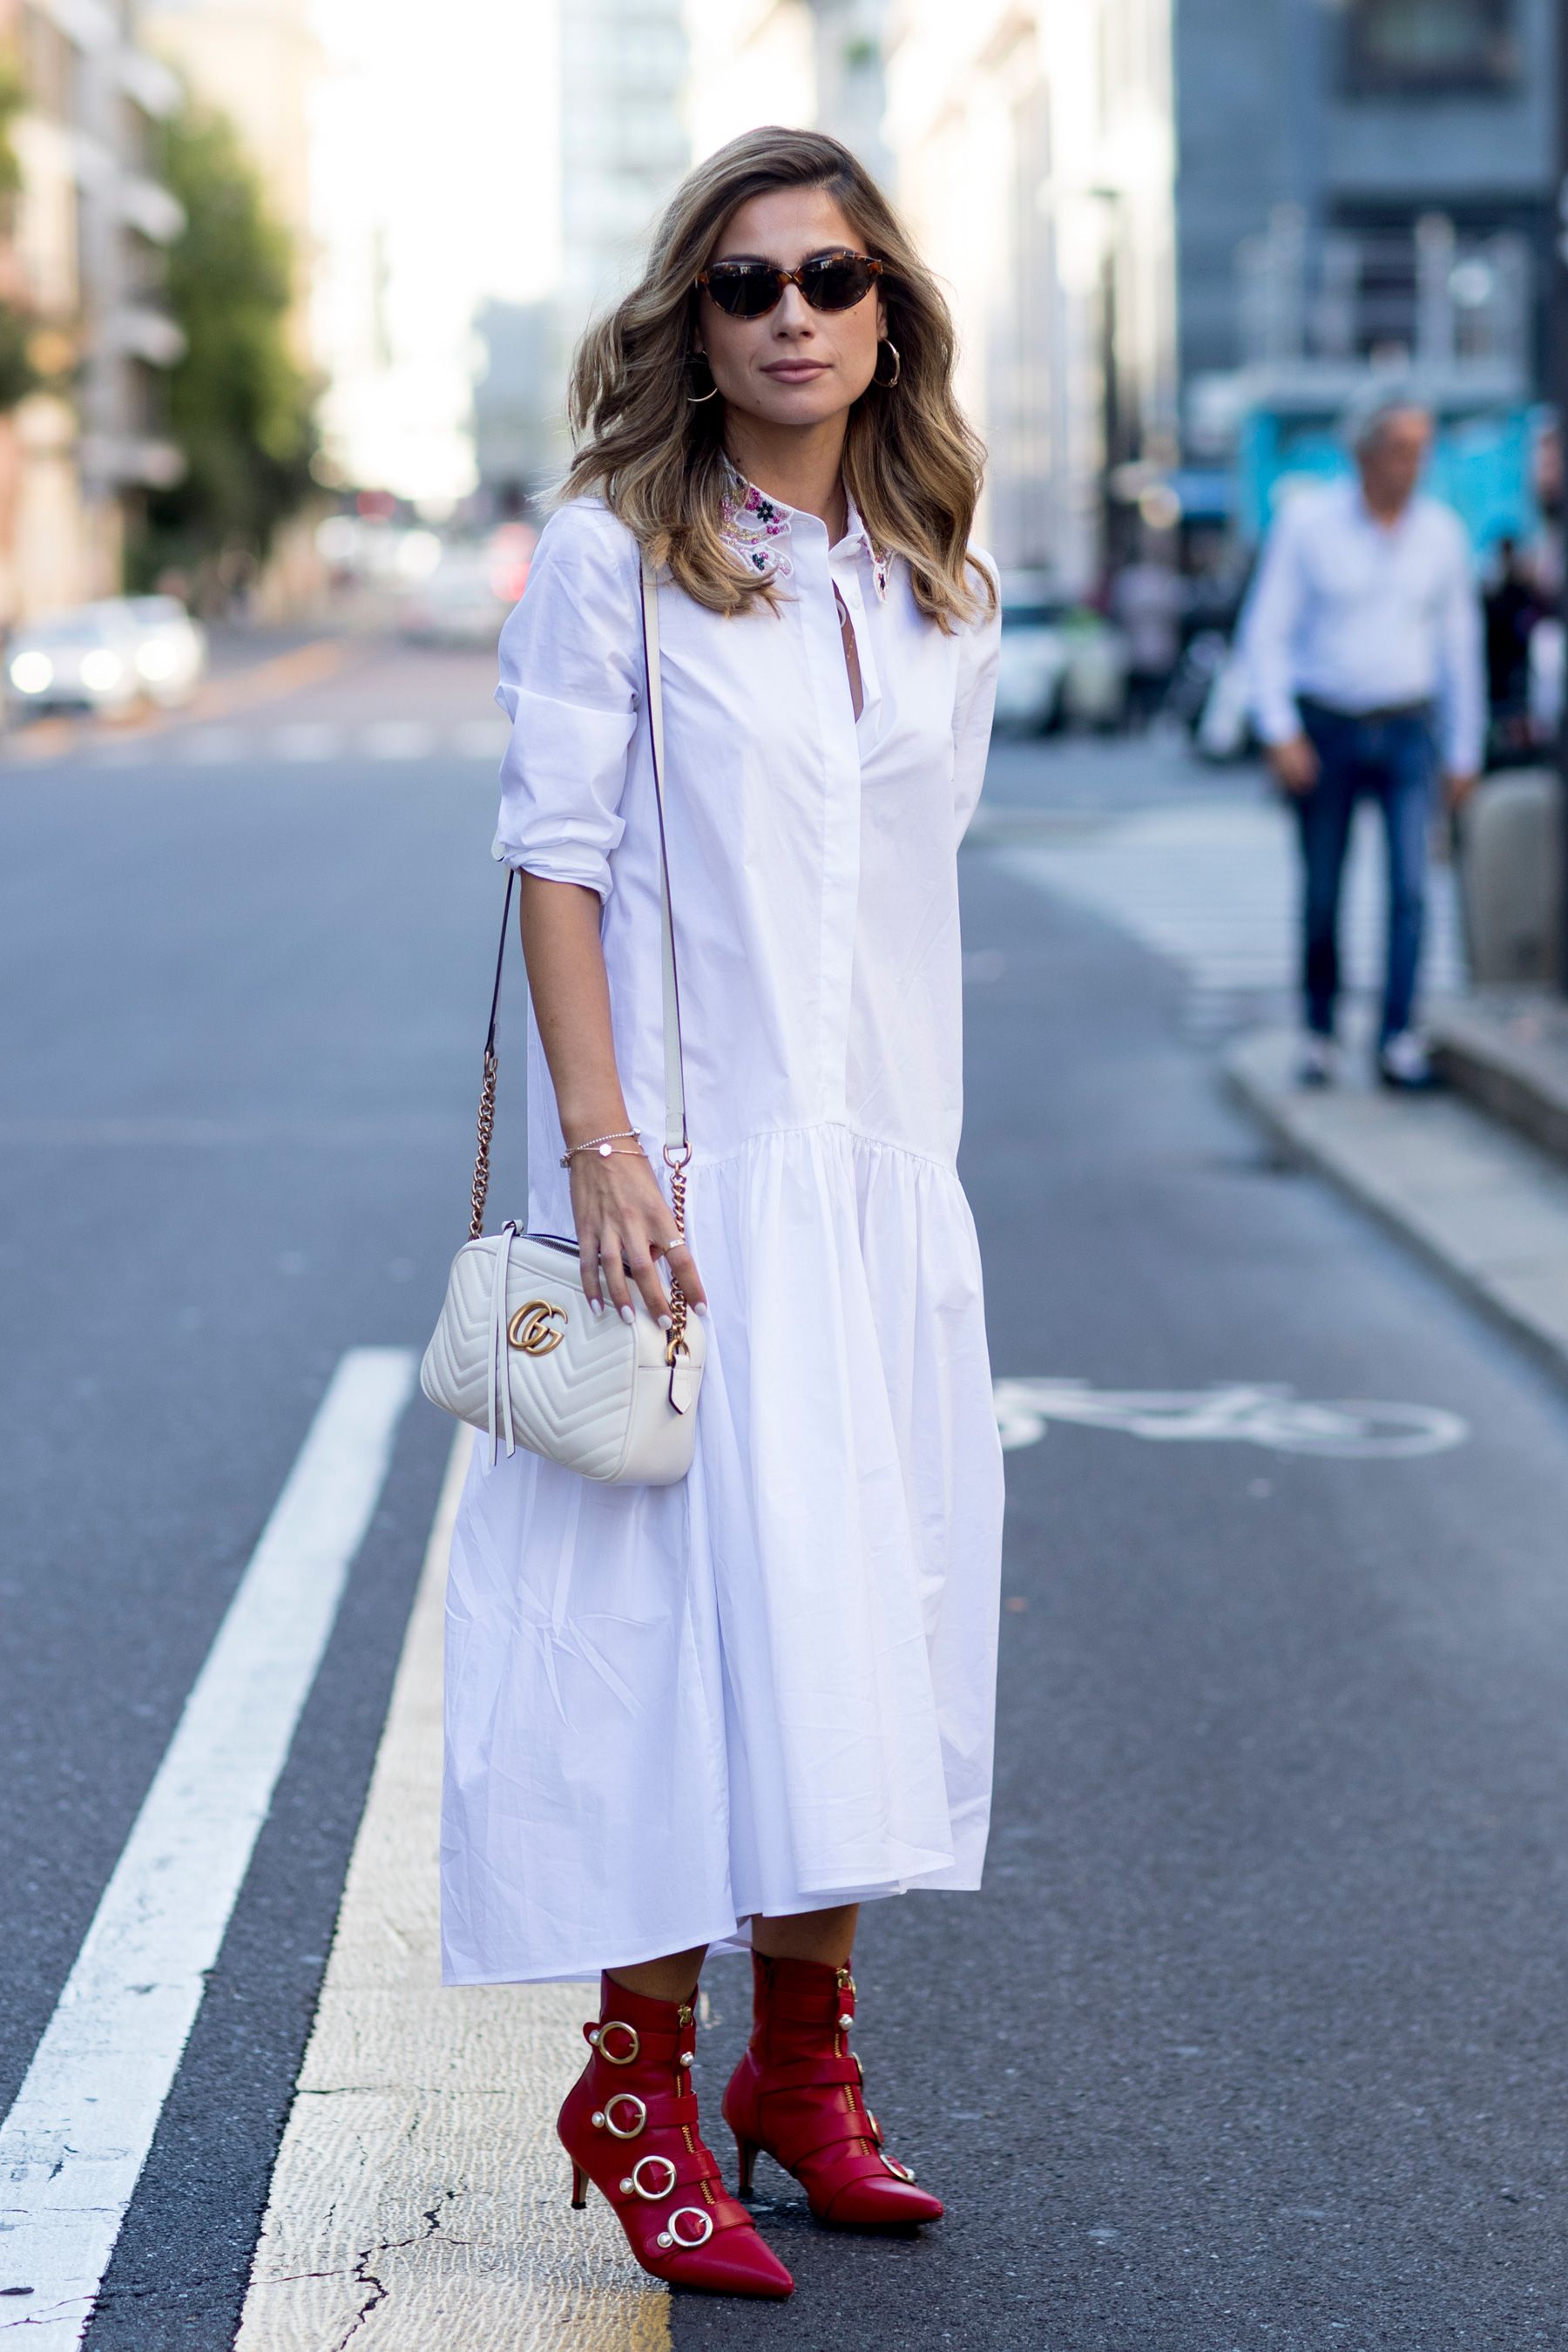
[719,462,890,601]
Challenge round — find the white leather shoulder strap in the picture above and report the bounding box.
[466,547,688,1238]
[639,555,689,1162]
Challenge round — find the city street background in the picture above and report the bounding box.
[5,654,1568,2348]
[3,0,1568,2345]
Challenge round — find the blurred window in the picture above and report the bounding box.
[1343,0,1520,94]
[21,8,76,124]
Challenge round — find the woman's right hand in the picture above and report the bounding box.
[569,1145,707,1329]
[516,872,706,1330]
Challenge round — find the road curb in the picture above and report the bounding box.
[1429,992,1568,1167]
[1226,1025,1568,1396]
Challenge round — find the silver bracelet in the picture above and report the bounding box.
[560,1128,643,1167]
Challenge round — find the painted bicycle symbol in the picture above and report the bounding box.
[992,1379,1468,1460]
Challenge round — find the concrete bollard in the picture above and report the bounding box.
[1457,769,1564,987]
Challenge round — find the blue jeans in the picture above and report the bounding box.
[1294,701,1437,1044]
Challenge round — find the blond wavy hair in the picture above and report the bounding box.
[564,127,993,632]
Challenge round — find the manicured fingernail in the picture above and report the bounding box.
[658,1314,672,1331]
[619,1304,635,1325]
[693,1301,708,1317]
[587,1298,605,1316]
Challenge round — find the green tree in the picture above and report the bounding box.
[137,94,317,587]
[0,48,44,412]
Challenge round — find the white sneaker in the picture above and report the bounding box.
[1378,1031,1437,1090]
[1297,1036,1336,1087]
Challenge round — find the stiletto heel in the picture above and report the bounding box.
[558,1973,793,2297]
[722,1955,944,2229]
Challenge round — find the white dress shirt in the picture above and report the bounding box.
[1241,477,1485,773]
[443,487,1004,1983]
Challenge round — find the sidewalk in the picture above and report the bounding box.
[1227,1017,1568,1390]
[1430,988,1568,1165]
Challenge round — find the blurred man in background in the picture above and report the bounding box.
[1242,392,1484,1090]
[1483,535,1549,767]
[1112,531,1186,729]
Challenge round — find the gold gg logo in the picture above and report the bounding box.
[507,1299,567,1355]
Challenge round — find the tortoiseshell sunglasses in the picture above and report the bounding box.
[698,249,887,320]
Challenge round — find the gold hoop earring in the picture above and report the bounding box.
[875,339,901,389]
[686,354,720,405]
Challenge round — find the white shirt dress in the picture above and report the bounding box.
[441,480,1004,1984]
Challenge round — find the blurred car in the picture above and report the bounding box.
[993,571,1128,733]
[1193,648,1258,761]
[1058,610,1130,729]
[993,574,1071,733]
[124,596,207,706]
[6,604,145,719]
[399,548,516,648]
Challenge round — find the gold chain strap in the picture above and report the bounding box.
[663,1146,690,1364]
[470,1048,497,1240]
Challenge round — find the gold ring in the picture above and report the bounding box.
[594,2020,639,2066]
[627,2153,679,2201]
[659,2207,714,2250]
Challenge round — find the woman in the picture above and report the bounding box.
[443,125,1003,2300]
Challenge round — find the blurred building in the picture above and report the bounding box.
[561,0,688,338]
[690,0,1173,588]
[470,0,692,507]
[470,297,557,510]
[885,0,1175,589]
[1,0,185,618]
[1176,0,1558,538]
[686,0,889,186]
[882,1,1558,579]
[140,0,321,365]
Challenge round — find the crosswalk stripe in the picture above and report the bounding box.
[172,726,246,763]
[233,1431,667,2352]
[993,799,1464,1008]
[274,722,347,761]
[362,720,438,760]
[9,720,513,771]
[0,1350,417,2349]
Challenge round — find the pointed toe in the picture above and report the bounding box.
[670,2234,794,2299]
[723,1954,946,2237]
[560,1974,794,2299]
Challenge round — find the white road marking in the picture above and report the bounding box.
[0,1348,417,2348]
[173,726,245,763]
[995,801,1464,1023]
[233,1430,664,2351]
[62,722,506,770]
[455,717,509,760]
[274,721,347,762]
[80,736,148,767]
[994,1377,1469,1458]
[362,720,437,760]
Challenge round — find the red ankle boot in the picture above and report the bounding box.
[723,1953,944,2227]
[558,1973,794,2298]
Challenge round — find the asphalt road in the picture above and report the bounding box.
[4,655,1568,2349]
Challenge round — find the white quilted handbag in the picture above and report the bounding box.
[420,558,705,1484]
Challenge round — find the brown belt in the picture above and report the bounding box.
[1298,695,1435,727]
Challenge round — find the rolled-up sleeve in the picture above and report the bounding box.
[1435,514,1485,776]
[1240,501,1308,747]
[491,502,640,901]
